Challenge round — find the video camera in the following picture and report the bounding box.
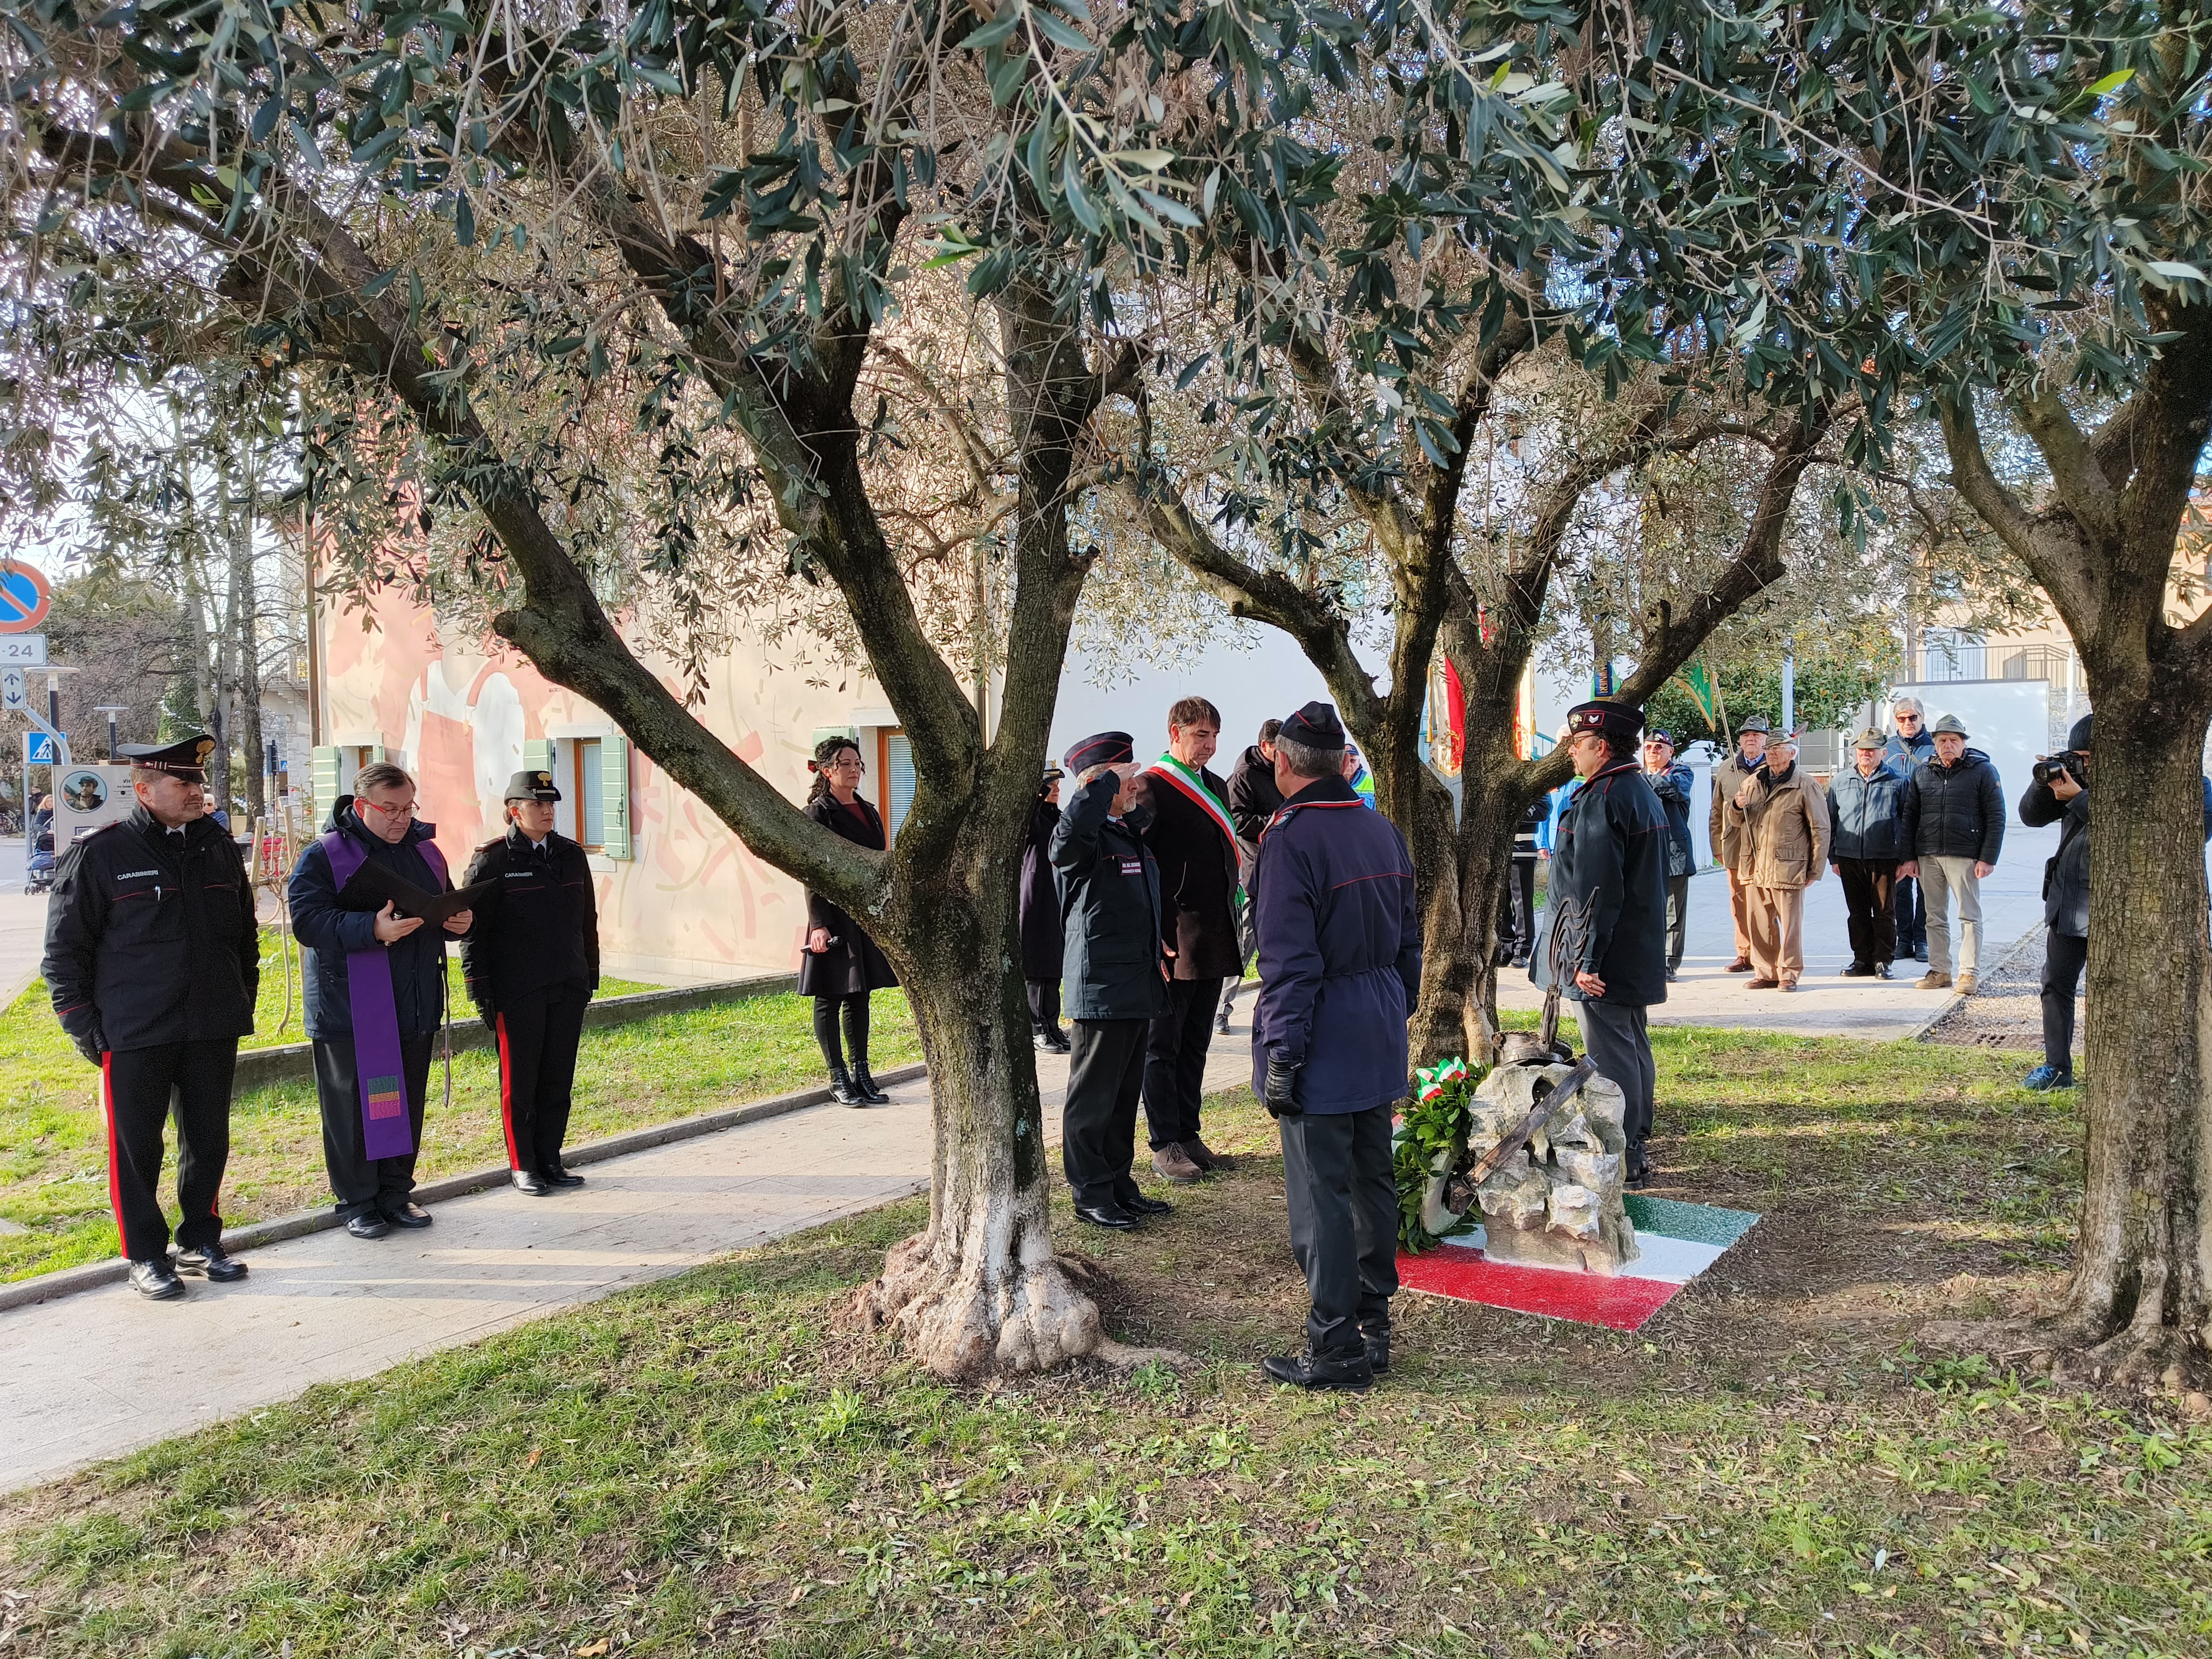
[2032,750,2088,788]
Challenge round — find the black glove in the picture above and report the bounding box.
[72,1028,105,1066]
[475,1004,498,1038]
[1263,1056,1302,1118]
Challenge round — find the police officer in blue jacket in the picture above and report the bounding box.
[1251,703,1422,1391]
[1546,700,1670,1188]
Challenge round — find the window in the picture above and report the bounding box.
[876,729,914,839]
[571,737,605,852]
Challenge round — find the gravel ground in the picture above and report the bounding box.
[1924,923,2078,1057]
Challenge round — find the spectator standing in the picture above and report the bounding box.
[289,762,474,1239]
[1727,734,1830,992]
[1050,733,1174,1230]
[1503,795,1547,968]
[1219,719,1284,1034]
[1642,730,1696,980]
[1139,697,1242,1182]
[1884,698,1936,962]
[1827,730,1908,979]
[799,737,900,1105]
[1899,714,2004,994]
[1709,716,1771,972]
[1019,769,1068,1053]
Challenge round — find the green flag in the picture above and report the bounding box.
[1671,659,1719,731]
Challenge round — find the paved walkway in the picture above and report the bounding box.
[0,840,47,1009]
[1499,823,2064,1038]
[1,1029,1255,1493]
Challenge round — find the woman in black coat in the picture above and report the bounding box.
[800,736,899,1104]
[1019,770,1068,1052]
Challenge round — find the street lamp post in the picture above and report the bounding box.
[92,705,129,761]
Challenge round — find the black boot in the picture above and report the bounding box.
[828,1062,866,1107]
[851,1061,891,1104]
[1261,1347,1374,1392]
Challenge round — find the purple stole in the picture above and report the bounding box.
[320,825,449,1161]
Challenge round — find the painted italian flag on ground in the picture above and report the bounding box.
[1147,752,1237,848]
[1397,1196,1761,1332]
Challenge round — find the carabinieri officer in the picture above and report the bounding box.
[1544,699,1670,1187]
[462,770,601,1195]
[42,734,258,1299]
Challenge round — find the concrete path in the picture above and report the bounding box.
[1499,822,2064,1038]
[0,839,47,1010]
[0,1027,1256,1494]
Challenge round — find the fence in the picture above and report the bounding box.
[1913,641,2079,686]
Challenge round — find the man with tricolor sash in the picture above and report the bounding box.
[1138,696,1242,1184]
[289,761,474,1239]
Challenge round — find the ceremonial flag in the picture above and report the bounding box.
[1671,658,1721,733]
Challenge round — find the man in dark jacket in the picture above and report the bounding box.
[42,734,258,1299]
[1218,719,1283,1034]
[1642,730,1696,980]
[1547,700,1669,1185]
[1828,728,1909,977]
[1899,713,2004,994]
[1050,732,1174,1231]
[1884,698,1936,961]
[462,769,600,1194]
[1502,795,1547,967]
[1019,769,1068,1051]
[1138,697,1242,1182]
[1251,702,1420,1392]
[290,761,474,1237]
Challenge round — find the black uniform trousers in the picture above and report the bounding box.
[1027,979,1062,1038]
[1063,1018,1149,1210]
[1580,1000,1656,1149]
[1837,858,1899,966]
[314,1032,435,1221]
[496,981,590,1175]
[1505,858,1538,959]
[102,1038,239,1262]
[1662,874,1690,972]
[1892,874,1927,956]
[1143,976,1223,1149]
[1280,1103,1398,1357]
[2042,930,2088,1074]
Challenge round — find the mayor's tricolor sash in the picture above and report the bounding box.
[320,825,450,1161]
[1146,752,1237,849]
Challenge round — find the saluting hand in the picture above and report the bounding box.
[373,900,424,944]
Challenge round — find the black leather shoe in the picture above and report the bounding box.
[1625,1143,1651,1189]
[1261,1348,1373,1392]
[1033,1030,1059,1051]
[543,1167,586,1188]
[129,1258,185,1299]
[381,1201,434,1227]
[510,1169,550,1196]
[828,1065,866,1107]
[1874,961,1894,979]
[1074,1202,1138,1231]
[1045,1031,1071,1054]
[173,1243,247,1282]
[1123,1192,1175,1217]
[346,1212,390,1240]
[1363,1331,1391,1375]
[851,1063,892,1105]
[1840,960,1874,977]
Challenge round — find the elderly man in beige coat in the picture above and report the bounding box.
[1725,734,1831,992]
[1708,716,1771,972]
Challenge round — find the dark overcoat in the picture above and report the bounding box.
[1019,797,1064,982]
[460,824,601,1014]
[1902,749,2006,865]
[288,800,456,1041]
[1139,763,1241,979]
[1226,744,1283,881]
[1542,761,1669,1010]
[799,793,900,995]
[1249,774,1421,1115]
[1049,771,1170,1022]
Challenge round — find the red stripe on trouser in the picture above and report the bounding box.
[496,1014,520,1170]
[100,1051,127,1256]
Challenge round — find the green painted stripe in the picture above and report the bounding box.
[1623,1195,1761,1246]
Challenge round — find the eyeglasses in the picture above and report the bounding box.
[359,798,419,819]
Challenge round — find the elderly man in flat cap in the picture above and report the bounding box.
[1049,731,1175,1231]
[43,734,259,1299]
[1709,715,1771,972]
[462,768,601,1193]
[1251,701,1421,1391]
[1827,729,1908,979]
[1546,699,1669,1186]
[1898,713,2004,994]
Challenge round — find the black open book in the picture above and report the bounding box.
[334,859,498,926]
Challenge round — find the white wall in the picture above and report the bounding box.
[1889,680,2048,801]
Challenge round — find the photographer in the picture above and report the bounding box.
[2017,714,2212,1089]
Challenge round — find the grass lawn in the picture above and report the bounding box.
[0,960,919,1283]
[7,1024,2208,1656]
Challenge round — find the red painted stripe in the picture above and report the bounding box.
[1396,1243,1682,1332]
[100,1052,126,1256]
[495,1014,520,1170]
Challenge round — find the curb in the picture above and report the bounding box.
[0,1060,927,1315]
[1904,925,2047,1044]
[231,972,799,1090]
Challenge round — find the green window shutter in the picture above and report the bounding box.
[311,746,341,815]
[369,744,388,764]
[522,738,554,774]
[599,733,631,859]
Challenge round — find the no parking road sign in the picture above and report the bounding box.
[0,565,51,632]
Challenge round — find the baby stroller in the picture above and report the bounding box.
[24,818,55,895]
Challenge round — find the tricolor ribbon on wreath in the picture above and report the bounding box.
[1412,1056,1469,1104]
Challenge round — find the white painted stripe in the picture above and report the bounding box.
[1441,1222,1731,1286]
